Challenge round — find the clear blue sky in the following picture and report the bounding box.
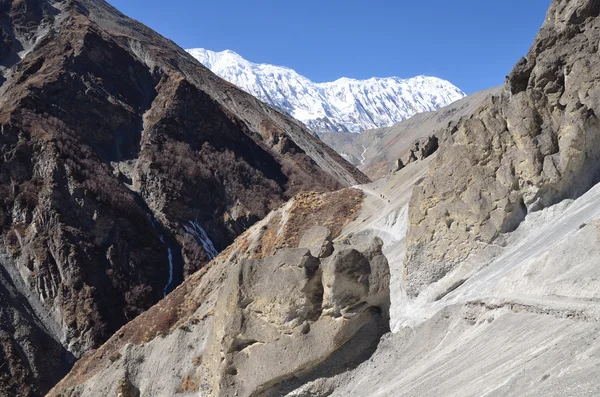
[106,0,551,94]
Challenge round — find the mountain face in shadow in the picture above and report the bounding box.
[0,0,368,395]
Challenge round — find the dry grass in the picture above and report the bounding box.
[223,188,364,261]
[276,188,364,250]
[176,374,200,393]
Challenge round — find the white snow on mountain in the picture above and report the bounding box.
[187,48,466,133]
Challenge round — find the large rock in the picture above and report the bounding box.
[404,135,439,164]
[405,0,600,295]
[392,135,439,173]
[48,230,390,397]
[202,237,390,397]
[299,225,333,258]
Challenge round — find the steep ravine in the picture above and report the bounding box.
[49,0,600,396]
[0,0,369,395]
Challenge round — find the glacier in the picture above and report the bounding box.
[187,48,466,133]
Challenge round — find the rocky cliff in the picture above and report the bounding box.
[48,189,391,397]
[0,0,368,395]
[318,87,501,179]
[405,0,600,295]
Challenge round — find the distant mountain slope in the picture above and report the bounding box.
[187,48,465,133]
[319,86,502,179]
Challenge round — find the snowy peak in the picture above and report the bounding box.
[189,48,246,69]
[187,48,466,133]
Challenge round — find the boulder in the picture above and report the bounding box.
[202,238,390,397]
[299,226,334,258]
[393,158,405,173]
[404,135,439,165]
[393,135,439,174]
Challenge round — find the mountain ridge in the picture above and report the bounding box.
[187,47,466,133]
[319,86,503,178]
[45,0,600,396]
[0,0,368,394]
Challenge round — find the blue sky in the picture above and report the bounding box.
[106,0,551,94]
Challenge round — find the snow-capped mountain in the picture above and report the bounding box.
[187,48,466,133]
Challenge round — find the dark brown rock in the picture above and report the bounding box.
[0,0,368,395]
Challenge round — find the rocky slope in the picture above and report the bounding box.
[323,167,600,397]
[49,189,392,396]
[0,0,368,395]
[49,1,600,396]
[187,48,465,134]
[319,86,501,179]
[318,87,502,180]
[405,0,600,295]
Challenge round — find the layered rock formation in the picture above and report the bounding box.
[0,265,73,397]
[203,238,389,397]
[0,0,368,394]
[405,0,600,295]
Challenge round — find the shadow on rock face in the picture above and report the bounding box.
[202,228,391,397]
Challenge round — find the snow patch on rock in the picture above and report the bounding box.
[183,221,219,260]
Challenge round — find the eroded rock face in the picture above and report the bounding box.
[46,194,378,397]
[0,0,368,394]
[0,266,73,397]
[405,0,600,295]
[202,236,390,397]
[393,135,439,173]
[47,222,389,397]
[49,226,390,397]
[49,188,368,397]
[298,225,333,258]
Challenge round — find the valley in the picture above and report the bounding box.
[0,0,599,396]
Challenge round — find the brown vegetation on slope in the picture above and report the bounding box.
[0,0,367,394]
[48,187,365,395]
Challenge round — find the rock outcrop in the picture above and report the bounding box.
[0,266,73,397]
[203,237,389,397]
[48,207,390,397]
[298,225,333,258]
[404,0,600,295]
[0,0,368,394]
[318,87,501,179]
[393,135,439,172]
